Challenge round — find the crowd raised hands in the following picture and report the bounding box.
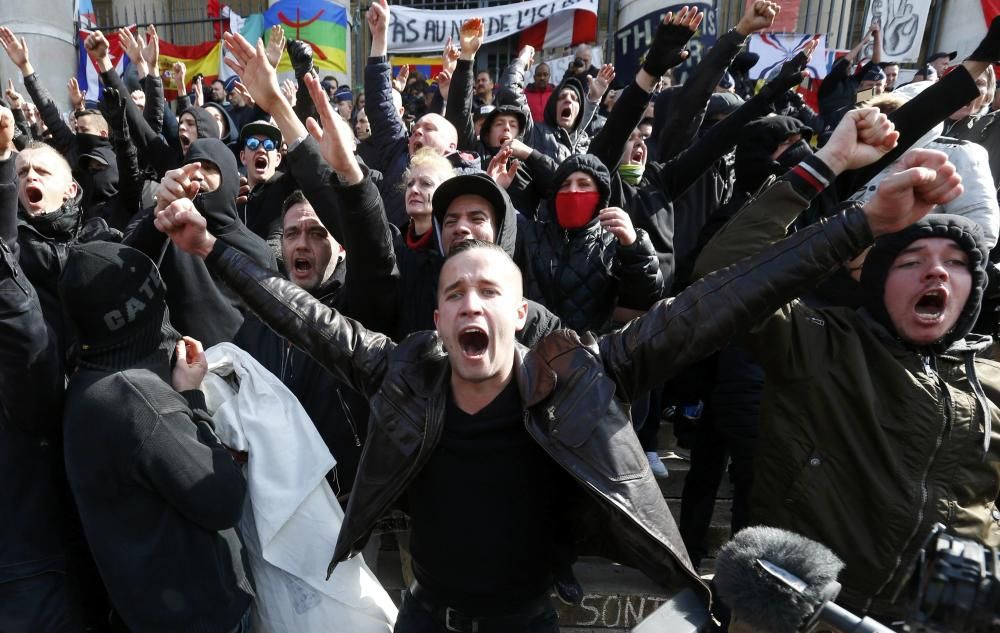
[4,6,1000,633]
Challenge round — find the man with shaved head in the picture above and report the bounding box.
[155,119,944,629]
[363,0,470,226]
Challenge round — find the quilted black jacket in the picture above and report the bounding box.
[517,154,663,332]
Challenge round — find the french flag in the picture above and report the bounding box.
[518,9,597,51]
[76,29,131,103]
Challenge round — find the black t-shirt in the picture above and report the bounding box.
[406,379,570,614]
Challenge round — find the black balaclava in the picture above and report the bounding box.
[75,134,120,211]
[860,214,989,352]
[183,138,240,226]
[734,115,812,193]
[181,106,222,140]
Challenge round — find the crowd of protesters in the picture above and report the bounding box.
[2,0,1000,631]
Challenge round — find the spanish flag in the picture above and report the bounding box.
[264,0,348,74]
[158,39,224,99]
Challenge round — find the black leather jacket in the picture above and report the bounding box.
[204,204,875,607]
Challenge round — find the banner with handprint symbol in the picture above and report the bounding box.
[862,0,931,63]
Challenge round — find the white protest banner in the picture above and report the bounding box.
[748,33,828,80]
[388,0,599,54]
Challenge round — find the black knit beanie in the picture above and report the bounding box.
[860,214,988,350]
[58,241,168,353]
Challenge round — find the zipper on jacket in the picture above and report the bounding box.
[336,387,362,447]
[280,341,293,382]
[874,364,952,608]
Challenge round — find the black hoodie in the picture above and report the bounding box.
[516,154,664,333]
[860,214,989,353]
[123,138,276,346]
[523,77,595,163]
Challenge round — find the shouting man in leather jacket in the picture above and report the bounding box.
[152,116,958,631]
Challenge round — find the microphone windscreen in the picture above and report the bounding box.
[714,526,845,633]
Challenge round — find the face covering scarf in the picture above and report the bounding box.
[618,163,645,185]
[555,191,601,229]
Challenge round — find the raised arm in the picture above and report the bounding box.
[657,1,780,161]
[301,74,399,330]
[600,147,962,400]
[154,199,394,399]
[362,0,410,173]
[90,30,174,176]
[589,7,703,169]
[654,44,816,200]
[445,19,485,152]
[838,20,1000,195]
[692,107,899,277]
[101,87,144,230]
[1,27,77,154]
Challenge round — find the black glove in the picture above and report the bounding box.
[759,50,808,100]
[969,16,1000,62]
[286,39,316,80]
[641,19,696,78]
[100,86,130,142]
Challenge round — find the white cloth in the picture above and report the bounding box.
[203,343,396,633]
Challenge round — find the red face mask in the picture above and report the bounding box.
[554,191,601,229]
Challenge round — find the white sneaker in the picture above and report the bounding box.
[646,451,669,479]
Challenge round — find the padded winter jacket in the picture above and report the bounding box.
[694,172,1000,618]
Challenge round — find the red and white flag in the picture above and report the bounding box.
[519,9,597,51]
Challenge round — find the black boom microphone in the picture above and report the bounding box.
[714,526,895,633]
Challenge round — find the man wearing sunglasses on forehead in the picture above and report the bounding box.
[237,120,298,264]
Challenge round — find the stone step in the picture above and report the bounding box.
[372,547,685,632]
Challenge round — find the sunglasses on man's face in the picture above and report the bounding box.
[245,137,276,152]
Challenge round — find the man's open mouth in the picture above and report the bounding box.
[560,106,573,120]
[293,257,313,275]
[631,146,645,162]
[412,140,424,151]
[254,156,268,171]
[25,184,43,204]
[180,135,192,150]
[915,287,947,320]
[458,326,489,357]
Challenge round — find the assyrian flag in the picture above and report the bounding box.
[748,33,828,80]
[518,9,597,51]
[76,29,131,102]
